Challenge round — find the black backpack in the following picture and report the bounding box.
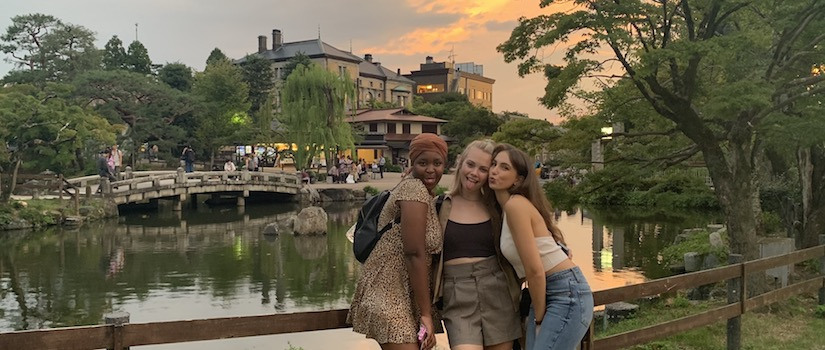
[353,192,444,264]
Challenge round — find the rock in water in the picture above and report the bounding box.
[293,206,328,235]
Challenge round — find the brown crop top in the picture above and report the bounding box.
[442,219,496,261]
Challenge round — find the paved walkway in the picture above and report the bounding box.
[309,171,455,192]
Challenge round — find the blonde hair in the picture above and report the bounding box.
[449,139,496,198]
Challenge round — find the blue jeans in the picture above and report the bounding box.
[526,267,593,350]
[185,162,194,173]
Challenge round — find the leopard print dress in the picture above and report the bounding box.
[348,178,443,344]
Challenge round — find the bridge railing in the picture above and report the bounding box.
[67,169,301,196]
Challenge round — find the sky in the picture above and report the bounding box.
[0,0,579,123]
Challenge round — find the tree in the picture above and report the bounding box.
[158,62,194,91]
[1,14,98,83]
[102,35,128,70]
[498,0,825,260]
[281,52,313,80]
[280,63,355,170]
[126,40,151,75]
[0,84,117,200]
[493,118,562,158]
[192,60,251,169]
[73,70,192,165]
[240,54,275,114]
[206,48,228,66]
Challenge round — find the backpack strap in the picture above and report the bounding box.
[432,194,451,306]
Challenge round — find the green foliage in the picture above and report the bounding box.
[281,52,313,80]
[575,167,718,209]
[192,59,251,166]
[0,83,117,176]
[384,163,402,173]
[411,94,503,154]
[205,48,228,66]
[1,13,99,83]
[492,118,562,158]
[102,35,127,70]
[280,63,355,170]
[815,305,825,319]
[240,54,275,113]
[126,41,152,74]
[660,229,729,267]
[73,70,191,164]
[158,62,194,91]
[543,179,580,210]
[362,185,380,196]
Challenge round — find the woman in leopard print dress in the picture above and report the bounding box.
[349,134,447,350]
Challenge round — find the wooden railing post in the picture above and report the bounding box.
[820,235,825,306]
[727,254,743,350]
[104,311,130,350]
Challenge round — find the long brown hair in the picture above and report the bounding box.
[492,143,565,245]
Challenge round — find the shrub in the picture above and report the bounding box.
[384,163,402,172]
[815,305,825,319]
[363,185,380,196]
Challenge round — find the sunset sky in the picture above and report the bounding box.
[0,0,581,122]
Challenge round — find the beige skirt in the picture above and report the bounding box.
[441,256,522,347]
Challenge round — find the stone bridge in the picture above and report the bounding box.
[65,169,302,209]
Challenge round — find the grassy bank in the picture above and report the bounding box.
[0,198,116,230]
[597,293,825,349]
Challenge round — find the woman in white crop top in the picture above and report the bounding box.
[488,144,593,350]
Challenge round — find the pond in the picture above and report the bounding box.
[0,202,721,349]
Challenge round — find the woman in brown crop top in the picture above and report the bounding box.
[438,139,522,350]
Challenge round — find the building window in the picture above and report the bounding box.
[370,81,373,87]
[402,123,411,134]
[422,124,437,134]
[387,123,396,134]
[369,123,378,132]
[475,90,484,99]
[338,66,348,77]
[417,84,445,94]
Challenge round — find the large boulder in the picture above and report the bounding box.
[293,206,328,235]
[606,302,638,320]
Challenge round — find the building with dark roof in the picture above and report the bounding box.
[237,29,414,109]
[347,108,447,164]
[405,56,495,109]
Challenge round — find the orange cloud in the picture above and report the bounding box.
[364,0,575,56]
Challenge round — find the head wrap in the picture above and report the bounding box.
[409,133,448,163]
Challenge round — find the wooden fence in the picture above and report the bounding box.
[0,240,823,350]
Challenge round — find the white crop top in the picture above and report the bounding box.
[500,213,568,279]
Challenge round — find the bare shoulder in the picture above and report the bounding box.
[503,195,532,213]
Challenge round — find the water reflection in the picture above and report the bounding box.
[0,203,719,339]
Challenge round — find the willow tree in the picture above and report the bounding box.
[499,0,825,260]
[280,63,355,170]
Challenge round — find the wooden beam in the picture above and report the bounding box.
[744,276,824,311]
[0,325,110,350]
[593,304,740,350]
[122,309,350,347]
[744,245,825,275]
[594,265,740,306]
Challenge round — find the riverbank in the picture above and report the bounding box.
[0,198,117,230]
